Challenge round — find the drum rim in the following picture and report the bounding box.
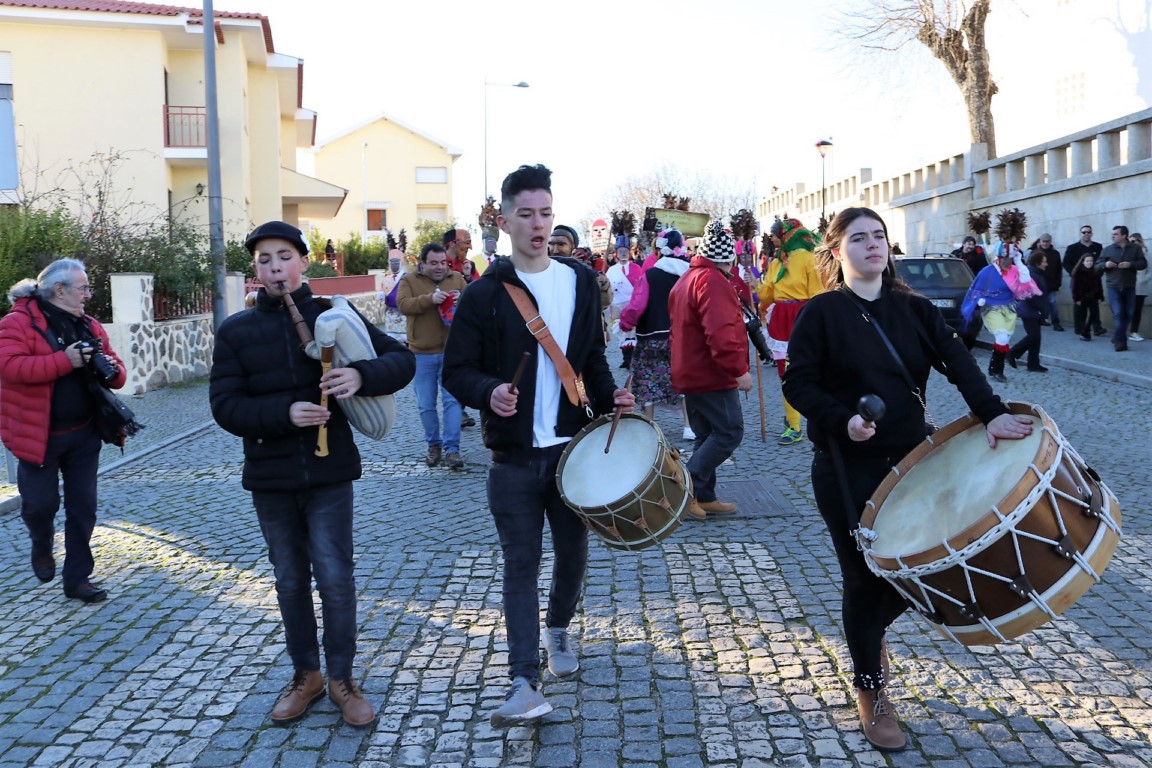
[859,401,1055,570]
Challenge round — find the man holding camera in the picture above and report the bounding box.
[0,258,128,604]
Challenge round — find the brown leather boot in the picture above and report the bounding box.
[270,669,324,723]
[329,677,376,726]
[856,687,906,751]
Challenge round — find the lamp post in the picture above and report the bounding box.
[484,80,529,199]
[815,139,833,227]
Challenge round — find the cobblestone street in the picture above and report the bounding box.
[1,328,1149,767]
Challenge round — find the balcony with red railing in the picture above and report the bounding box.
[164,105,207,148]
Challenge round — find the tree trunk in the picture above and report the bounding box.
[916,0,998,158]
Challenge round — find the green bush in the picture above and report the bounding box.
[0,207,86,314]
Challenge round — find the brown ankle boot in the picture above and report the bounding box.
[856,687,906,751]
[270,669,324,723]
[329,677,376,726]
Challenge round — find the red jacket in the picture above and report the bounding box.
[0,297,127,464]
[668,257,749,394]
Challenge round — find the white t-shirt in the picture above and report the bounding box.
[516,260,577,448]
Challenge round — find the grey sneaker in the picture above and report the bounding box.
[490,676,552,728]
[544,627,579,677]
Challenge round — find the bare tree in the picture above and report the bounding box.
[580,164,758,238]
[846,0,998,157]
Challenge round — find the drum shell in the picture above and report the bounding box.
[556,414,690,551]
[859,402,1122,645]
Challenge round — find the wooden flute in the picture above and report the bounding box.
[280,284,331,457]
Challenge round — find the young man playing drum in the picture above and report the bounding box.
[443,165,634,728]
[210,221,415,727]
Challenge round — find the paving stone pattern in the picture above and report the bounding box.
[0,330,1149,767]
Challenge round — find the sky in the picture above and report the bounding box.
[207,0,1146,231]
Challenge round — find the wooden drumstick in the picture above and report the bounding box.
[509,351,532,394]
[603,374,633,454]
[316,345,334,457]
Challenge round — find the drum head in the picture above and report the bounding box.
[869,417,1041,558]
[561,418,659,507]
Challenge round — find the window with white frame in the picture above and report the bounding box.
[0,52,17,194]
[415,166,448,184]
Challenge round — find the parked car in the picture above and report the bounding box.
[893,254,976,331]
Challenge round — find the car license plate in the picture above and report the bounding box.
[931,298,954,308]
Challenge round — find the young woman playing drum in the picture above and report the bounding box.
[782,207,1033,752]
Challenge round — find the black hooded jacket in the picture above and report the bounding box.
[210,284,414,491]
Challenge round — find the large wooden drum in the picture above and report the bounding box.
[556,414,690,551]
[857,402,1122,645]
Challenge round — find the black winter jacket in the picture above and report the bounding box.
[784,285,1008,456]
[210,284,415,491]
[442,256,618,452]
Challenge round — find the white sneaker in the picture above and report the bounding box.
[490,676,552,728]
[682,426,696,440]
[1129,332,1144,342]
[543,627,579,677]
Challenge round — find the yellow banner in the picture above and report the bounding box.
[652,209,711,237]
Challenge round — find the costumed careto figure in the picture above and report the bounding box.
[620,228,694,440]
[757,217,824,446]
[0,259,131,605]
[960,209,1041,383]
[781,207,1034,752]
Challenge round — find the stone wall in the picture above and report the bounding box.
[756,107,1152,333]
[106,272,387,395]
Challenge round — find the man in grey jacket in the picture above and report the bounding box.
[1098,225,1148,351]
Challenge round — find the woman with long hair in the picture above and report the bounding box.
[782,208,1033,752]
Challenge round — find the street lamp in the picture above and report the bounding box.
[815,139,833,227]
[484,80,529,199]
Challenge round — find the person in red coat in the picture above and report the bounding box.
[668,220,752,520]
[0,259,128,603]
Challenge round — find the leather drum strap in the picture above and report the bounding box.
[502,282,589,410]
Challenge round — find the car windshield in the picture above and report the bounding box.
[896,259,973,288]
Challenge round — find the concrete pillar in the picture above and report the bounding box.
[1025,154,1045,187]
[986,166,1003,197]
[1127,121,1152,162]
[223,272,247,317]
[111,273,153,325]
[1006,160,1025,191]
[1070,139,1093,176]
[1098,131,1120,170]
[1046,147,1068,181]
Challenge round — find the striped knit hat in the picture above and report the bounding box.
[698,220,736,264]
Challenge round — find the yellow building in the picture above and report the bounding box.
[0,0,344,240]
[311,113,460,243]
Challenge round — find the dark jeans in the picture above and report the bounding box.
[253,483,357,679]
[812,449,910,691]
[1045,291,1062,326]
[488,444,588,683]
[18,422,102,589]
[1010,317,1043,368]
[1107,286,1136,344]
[684,389,744,503]
[1073,301,1101,337]
[1132,295,1146,336]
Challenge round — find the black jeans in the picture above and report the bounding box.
[488,444,589,684]
[1073,301,1101,336]
[812,448,910,690]
[1010,317,1043,368]
[18,422,102,589]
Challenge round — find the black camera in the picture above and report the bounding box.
[79,339,118,384]
[739,299,773,364]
